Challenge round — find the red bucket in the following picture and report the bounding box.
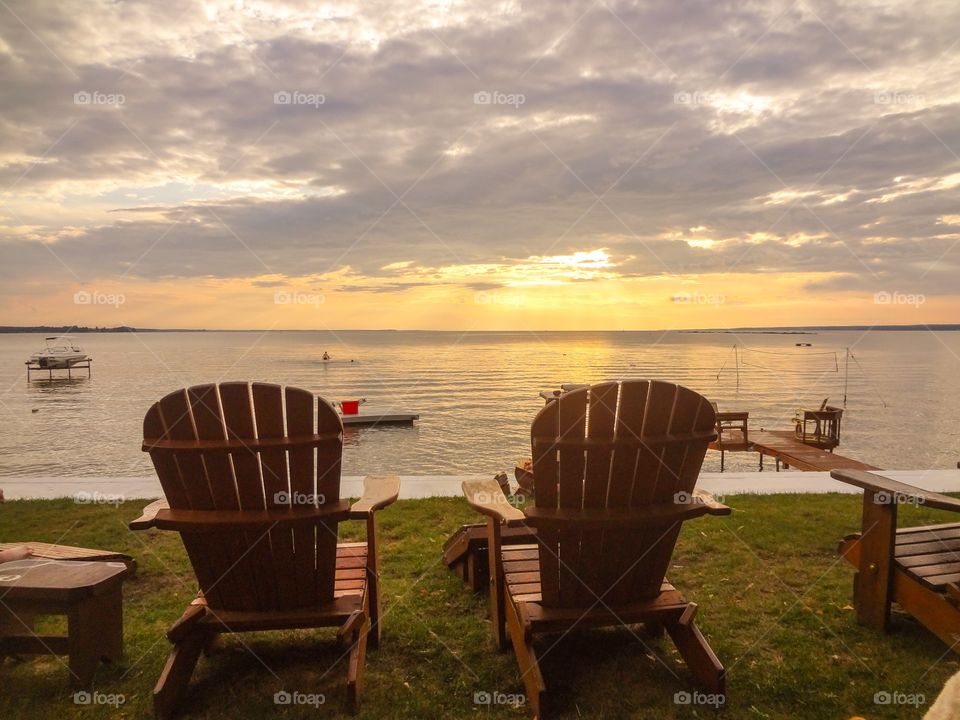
[341,400,360,415]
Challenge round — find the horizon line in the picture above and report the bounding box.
[3,323,959,334]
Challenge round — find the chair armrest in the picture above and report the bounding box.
[692,489,732,515]
[831,470,960,513]
[462,479,525,525]
[150,501,351,532]
[130,499,168,530]
[349,475,400,518]
[523,492,730,528]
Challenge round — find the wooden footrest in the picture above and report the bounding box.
[442,524,537,592]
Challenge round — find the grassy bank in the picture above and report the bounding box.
[1,494,957,719]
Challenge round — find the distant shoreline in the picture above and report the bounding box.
[2,324,959,334]
[0,326,206,334]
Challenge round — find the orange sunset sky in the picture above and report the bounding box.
[2,1,959,330]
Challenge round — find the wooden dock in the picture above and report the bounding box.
[340,411,419,427]
[25,358,92,380]
[749,430,880,472]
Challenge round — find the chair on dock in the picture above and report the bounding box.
[463,380,730,718]
[708,401,750,471]
[794,399,843,450]
[834,469,960,652]
[130,382,399,717]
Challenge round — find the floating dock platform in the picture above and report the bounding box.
[340,411,419,427]
[25,358,92,380]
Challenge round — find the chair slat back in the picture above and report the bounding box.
[530,380,716,608]
[144,382,344,612]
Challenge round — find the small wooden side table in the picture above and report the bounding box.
[0,559,129,688]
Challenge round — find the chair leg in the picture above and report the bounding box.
[665,605,725,696]
[202,632,221,657]
[505,599,547,718]
[643,621,665,639]
[487,518,508,650]
[153,629,210,720]
[366,575,381,651]
[365,516,383,650]
[854,491,896,631]
[345,613,370,714]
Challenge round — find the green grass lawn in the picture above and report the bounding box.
[1,493,957,719]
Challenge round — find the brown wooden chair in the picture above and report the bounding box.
[794,399,843,450]
[834,469,960,650]
[708,401,750,472]
[130,382,399,717]
[463,380,730,718]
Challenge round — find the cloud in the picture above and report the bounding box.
[1,0,959,326]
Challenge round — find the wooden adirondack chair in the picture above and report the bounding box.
[130,382,399,717]
[834,469,960,651]
[463,380,730,718]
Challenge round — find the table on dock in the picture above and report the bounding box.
[749,430,880,472]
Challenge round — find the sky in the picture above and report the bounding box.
[1,0,959,331]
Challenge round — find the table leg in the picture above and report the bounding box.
[68,590,123,688]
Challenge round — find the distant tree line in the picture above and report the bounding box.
[0,326,207,333]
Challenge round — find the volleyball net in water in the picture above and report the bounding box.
[715,344,887,408]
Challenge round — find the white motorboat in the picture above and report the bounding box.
[29,336,89,369]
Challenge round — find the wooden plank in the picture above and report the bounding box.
[505,571,541,585]
[158,388,213,510]
[144,403,188,508]
[143,434,340,454]
[286,386,323,608]
[633,385,713,601]
[191,595,363,632]
[604,380,653,605]
[577,382,617,605]
[557,388,587,606]
[503,559,539,573]
[189,384,260,613]
[218,383,264,509]
[897,550,960,569]
[155,388,228,608]
[897,522,960,536]
[896,537,960,557]
[908,570,960,588]
[315,396,344,606]
[221,382,276,609]
[0,543,134,573]
[252,383,299,609]
[624,382,683,603]
[316,397,344,504]
[750,430,880,472]
[0,560,127,602]
[531,399,560,607]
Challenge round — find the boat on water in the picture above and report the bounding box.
[28,336,89,369]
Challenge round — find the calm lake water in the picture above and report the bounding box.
[1,330,958,482]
